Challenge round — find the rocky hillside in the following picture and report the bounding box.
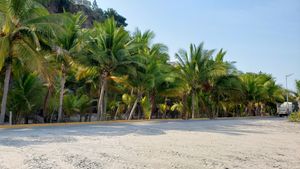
[42,0,127,28]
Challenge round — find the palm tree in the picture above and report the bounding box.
[84,18,138,120]
[0,0,63,124]
[63,93,91,121]
[175,43,226,119]
[49,12,86,122]
[8,71,45,124]
[211,75,244,117]
[239,73,283,116]
[126,64,150,120]
[239,73,264,116]
[132,29,173,119]
[205,49,239,117]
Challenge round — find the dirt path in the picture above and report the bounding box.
[0,118,299,169]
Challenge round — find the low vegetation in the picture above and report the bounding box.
[289,112,300,122]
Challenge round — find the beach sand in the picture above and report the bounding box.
[0,118,299,169]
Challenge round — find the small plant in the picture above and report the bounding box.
[289,112,300,122]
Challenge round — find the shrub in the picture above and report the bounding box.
[289,112,300,122]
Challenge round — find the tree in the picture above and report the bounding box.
[126,61,150,120]
[84,18,137,120]
[204,49,239,118]
[92,0,98,10]
[49,12,86,122]
[63,93,91,121]
[0,0,63,124]
[175,43,226,119]
[104,9,127,27]
[8,71,45,124]
[131,29,173,119]
[239,73,283,116]
[211,75,244,117]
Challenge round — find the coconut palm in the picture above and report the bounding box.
[175,43,227,119]
[8,71,45,124]
[84,18,138,120]
[211,75,244,117]
[48,12,86,122]
[63,93,91,121]
[239,73,265,116]
[0,0,64,124]
[204,49,239,117]
[239,73,283,116]
[125,56,150,120]
[132,29,175,119]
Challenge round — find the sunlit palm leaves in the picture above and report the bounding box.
[83,18,139,120]
[8,72,44,123]
[0,0,65,123]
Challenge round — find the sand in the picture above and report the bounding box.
[0,118,299,169]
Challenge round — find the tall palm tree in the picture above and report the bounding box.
[0,0,63,124]
[84,18,138,120]
[239,73,265,116]
[205,49,239,117]
[132,29,173,119]
[175,43,226,119]
[126,59,151,120]
[49,12,86,122]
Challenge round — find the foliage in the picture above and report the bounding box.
[296,80,300,101]
[141,96,151,119]
[63,93,91,116]
[296,80,300,94]
[8,72,45,123]
[289,112,300,122]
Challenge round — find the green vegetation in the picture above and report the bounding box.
[0,0,298,124]
[289,112,300,122]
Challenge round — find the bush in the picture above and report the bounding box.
[289,112,300,122]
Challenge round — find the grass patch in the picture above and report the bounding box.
[289,112,300,122]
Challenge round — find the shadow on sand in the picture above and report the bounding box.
[0,118,283,147]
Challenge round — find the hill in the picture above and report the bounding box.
[42,0,127,27]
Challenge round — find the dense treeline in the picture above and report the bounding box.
[0,0,299,124]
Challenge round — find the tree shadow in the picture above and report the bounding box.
[0,118,279,148]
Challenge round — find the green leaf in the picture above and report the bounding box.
[0,36,10,70]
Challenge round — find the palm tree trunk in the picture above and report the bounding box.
[216,95,220,117]
[58,69,66,123]
[128,98,139,120]
[0,63,12,124]
[103,89,107,120]
[97,72,108,121]
[42,86,52,122]
[192,91,196,119]
[149,91,156,120]
[182,93,188,120]
[114,105,120,120]
[124,88,134,118]
[128,92,141,120]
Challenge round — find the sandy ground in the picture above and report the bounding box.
[0,118,299,169]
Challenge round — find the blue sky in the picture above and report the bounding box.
[97,0,300,91]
